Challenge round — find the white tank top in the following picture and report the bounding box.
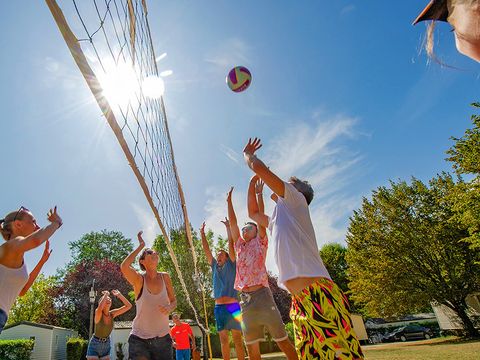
[131,273,170,339]
[0,262,29,313]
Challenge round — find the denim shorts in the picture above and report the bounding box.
[214,303,242,331]
[128,333,172,360]
[0,309,7,334]
[176,348,191,360]
[239,287,288,345]
[86,336,111,358]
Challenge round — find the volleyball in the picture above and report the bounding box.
[226,66,252,92]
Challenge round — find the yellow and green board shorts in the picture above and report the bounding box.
[290,278,364,359]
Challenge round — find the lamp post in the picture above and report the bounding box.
[88,279,96,339]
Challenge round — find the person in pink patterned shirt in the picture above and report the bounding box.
[227,186,297,360]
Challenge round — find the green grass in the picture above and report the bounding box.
[363,337,480,360]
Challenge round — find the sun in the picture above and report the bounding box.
[97,59,140,109]
[97,57,172,109]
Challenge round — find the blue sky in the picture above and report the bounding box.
[1,1,478,277]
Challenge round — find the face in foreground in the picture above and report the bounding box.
[448,2,480,62]
[241,223,257,241]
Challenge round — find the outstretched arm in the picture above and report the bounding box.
[13,207,62,253]
[94,291,109,324]
[221,217,236,262]
[243,138,286,198]
[247,176,269,232]
[200,222,213,265]
[19,241,52,296]
[110,289,133,318]
[226,187,241,241]
[120,231,145,295]
[255,179,267,238]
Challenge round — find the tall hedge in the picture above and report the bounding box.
[66,337,88,360]
[0,339,34,360]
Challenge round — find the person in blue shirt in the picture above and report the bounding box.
[200,217,245,360]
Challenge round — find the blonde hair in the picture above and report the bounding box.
[0,210,26,240]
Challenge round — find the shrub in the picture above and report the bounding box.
[0,339,34,360]
[66,337,88,360]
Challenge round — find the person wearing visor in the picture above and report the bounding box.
[413,0,480,62]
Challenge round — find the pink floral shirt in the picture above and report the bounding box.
[234,235,269,291]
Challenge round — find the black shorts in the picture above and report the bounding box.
[128,333,172,360]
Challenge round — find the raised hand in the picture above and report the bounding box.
[47,206,62,227]
[255,179,265,194]
[200,222,206,235]
[137,231,145,248]
[40,240,52,263]
[226,187,234,203]
[111,289,120,297]
[220,217,230,228]
[243,137,262,157]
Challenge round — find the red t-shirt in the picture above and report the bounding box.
[170,322,193,350]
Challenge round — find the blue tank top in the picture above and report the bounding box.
[212,258,237,299]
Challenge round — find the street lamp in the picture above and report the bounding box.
[88,279,96,339]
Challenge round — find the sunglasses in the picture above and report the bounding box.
[144,249,156,256]
[13,206,30,222]
[241,224,255,232]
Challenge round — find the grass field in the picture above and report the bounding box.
[362,337,480,360]
[212,337,480,360]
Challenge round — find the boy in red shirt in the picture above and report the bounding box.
[170,313,195,360]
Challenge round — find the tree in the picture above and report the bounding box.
[153,228,215,327]
[7,274,57,325]
[67,230,133,269]
[52,259,134,337]
[346,174,480,338]
[319,243,349,294]
[446,102,480,249]
[446,102,480,175]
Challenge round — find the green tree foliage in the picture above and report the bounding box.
[6,274,57,325]
[0,340,34,360]
[153,228,215,326]
[67,230,133,268]
[446,102,480,249]
[319,243,349,293]
[346,174,480,338]
[446,103,480,175]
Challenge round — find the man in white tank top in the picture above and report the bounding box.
[243,138,364,360]
[121,231,177,360]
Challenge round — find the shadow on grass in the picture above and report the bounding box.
[427,336,480,346]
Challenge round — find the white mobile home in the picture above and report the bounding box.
[432,293,480,331]
[0,321,77,360]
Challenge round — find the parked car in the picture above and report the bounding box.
[382,325,433,342]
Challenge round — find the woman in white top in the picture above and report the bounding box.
[0,206,62,333]
[121,231,176,360]
[244,138,364,360]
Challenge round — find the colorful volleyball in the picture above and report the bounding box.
[226,66,252,92]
